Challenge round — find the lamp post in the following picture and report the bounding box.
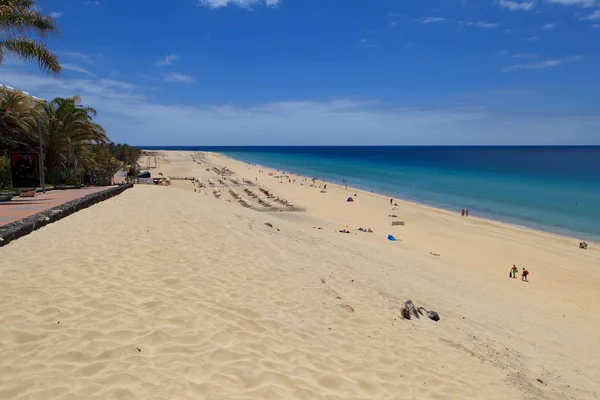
[36,117,46,194]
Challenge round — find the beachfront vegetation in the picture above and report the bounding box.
[0,0,62,74]
[0,88,141,188]
[0,1,138,190]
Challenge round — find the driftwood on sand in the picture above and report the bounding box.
[400,300,440,322]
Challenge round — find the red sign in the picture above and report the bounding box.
[10,152,40,188]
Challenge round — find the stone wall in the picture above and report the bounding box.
[0,184,133,248]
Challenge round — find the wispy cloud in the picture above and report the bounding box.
[502,56,581,72]
[49,11,62,18]
[163,73,194,83]
[389,21,400,27]
[489,89,536,95]
[543,23,556,29]
[357,38,378,48]
[496,50,539,58]
[593,23,600,27]
[62,63,97,78]
[546,0,596,7]
[580,9,600,19]
[1,55,25,66]
[525,36,539,41]
[3,67,599,145]
[155,54,179,67]
[415,17,446,24]
[497,0,535,11]
[59,51,101,64]
[512,52,540,58]
[197,0,280,9]
[461,20,499,28]
[84,1,100,5]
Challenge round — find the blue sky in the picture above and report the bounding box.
[2,0,599,145]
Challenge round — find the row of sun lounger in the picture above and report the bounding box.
[273,196,294,207]
[257,197,275,208]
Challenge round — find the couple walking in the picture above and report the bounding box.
[510,265,529,282]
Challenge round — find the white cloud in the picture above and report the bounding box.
[59,51,101,64]
[546,0,596,7]
[502,55,581,71]
[49,11,63,18]
[593,23,600,27]
[357,38,378,48]
[415,17,446,23]
[84,1,100,5]
[62,63,97,78]
[525,36,539,41]
[543,23,556,29]
[2,67,599,145]
[496,50,539,58]
[580,9,600,19]
[512,52,540,58]
[197,0,280,9]
[155,54,179,67]
[163,73,194,83]
[498,0,535,11]
[462,21,499,28]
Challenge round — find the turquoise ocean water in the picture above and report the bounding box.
[145,146,600,242]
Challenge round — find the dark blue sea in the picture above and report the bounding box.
[143,146,600,241]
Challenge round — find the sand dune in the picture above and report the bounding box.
[1,151,599,399]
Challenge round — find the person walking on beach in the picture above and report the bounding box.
[521,268,529,282]
[465,209,469,217]
[391,198,393,205]
[461,209,465,217]
[510,265,518,279]
[125,164,132,184]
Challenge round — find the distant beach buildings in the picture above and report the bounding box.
[0,84,43,112]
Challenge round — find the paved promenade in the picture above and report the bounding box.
[0,187,112,227]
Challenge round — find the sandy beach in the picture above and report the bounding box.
[1,150,599,399]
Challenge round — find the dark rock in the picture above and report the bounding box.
[265,222,273,228]
[427,311,440,322]
[400,307,411,320]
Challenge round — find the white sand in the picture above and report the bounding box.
[0,150,598,399]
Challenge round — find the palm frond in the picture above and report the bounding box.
[1,37,61,74]
[0,7,60,37]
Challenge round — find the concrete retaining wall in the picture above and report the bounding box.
[0,184,133,248]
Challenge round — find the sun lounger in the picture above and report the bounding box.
[391,221,405,226]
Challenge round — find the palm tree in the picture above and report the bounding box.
[0,88,36,150]
[19,97,109,182]
[0,0,62,74]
